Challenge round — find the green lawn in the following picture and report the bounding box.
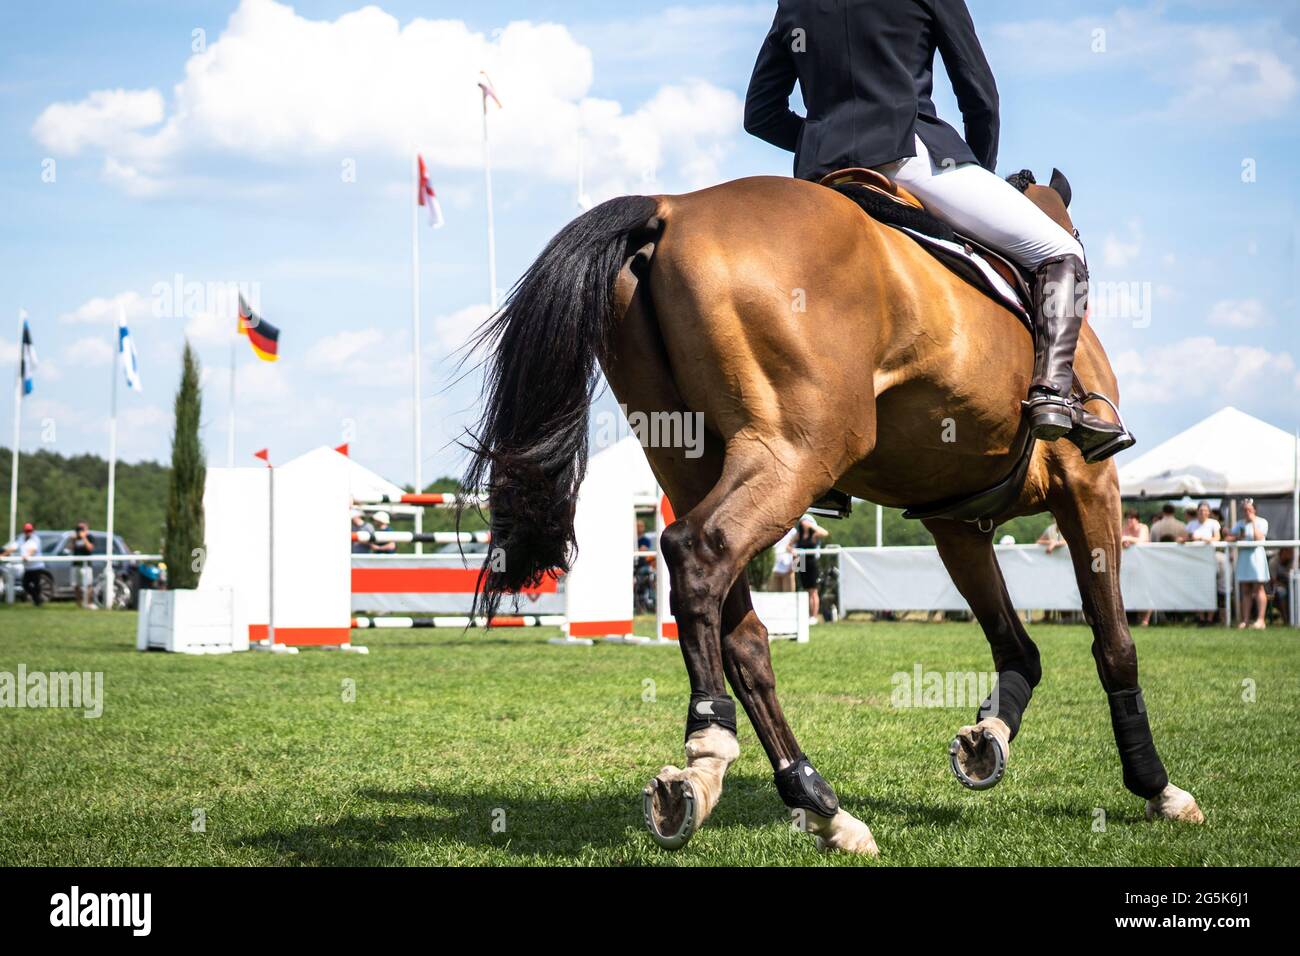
[0,604,1296,866]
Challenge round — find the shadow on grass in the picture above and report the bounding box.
[237,776,769,865]
[236,775,1022,864]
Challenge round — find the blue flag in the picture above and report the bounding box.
[117,309,143,392]
[19,313,36,396]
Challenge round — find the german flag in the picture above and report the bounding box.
[237,294,280,363]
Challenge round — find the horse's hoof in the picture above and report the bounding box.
[949,720,1009,790]
[643,768,698,850]
[1145,783,1205,824]
[809,809,880,856]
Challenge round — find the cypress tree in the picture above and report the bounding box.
[163,342,206,589]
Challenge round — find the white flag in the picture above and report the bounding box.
[117,307,142,392]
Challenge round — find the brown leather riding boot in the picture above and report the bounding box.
[1023,254,1087,440]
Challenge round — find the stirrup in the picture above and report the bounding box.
[1068,393,1136,464]
[809,489,852,519]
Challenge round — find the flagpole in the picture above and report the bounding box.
[411,152,424,554]
[227,324,236,468]
[268,458,275,646]
[104,307,120,610]
[8,310,23,546]
[482,89,499,312]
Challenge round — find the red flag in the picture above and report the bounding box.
[417,154,445,228]
[334,443,350,457]
[254,449,270,467]
[478,71,503,110]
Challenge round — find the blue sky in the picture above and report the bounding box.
[1,0,1297,485]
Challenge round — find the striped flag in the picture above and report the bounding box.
[478,71,503,110]
[417,154,444,228]
[237,294,280,363]
[117,307,143,392]
[19,312,36,395]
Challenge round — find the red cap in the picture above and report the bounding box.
[23,523,34,532]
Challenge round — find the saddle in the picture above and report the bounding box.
[814,167,1106,525]
[822,167,1042,327]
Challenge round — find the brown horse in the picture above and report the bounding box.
[462,174,1204,855]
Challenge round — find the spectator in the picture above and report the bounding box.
[368,512,397,554]
[633,520,657,614]
[1227,498,1269,630]
[1037,522,1066,554]
[1186,501,1222,542]
[3,523,49,607]
[768,527,797,592]
[72,521,96,609]
[1149,504,1187,543]
[1121,510,1149,548]
[1121,511,1152,626]
[1186,502,1223,626]
[635,520,655,568]
[350,510,374,555]
[796,514,830,622]
[1271,548,1295,626]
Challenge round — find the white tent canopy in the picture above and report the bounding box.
[1118,406,1300,498]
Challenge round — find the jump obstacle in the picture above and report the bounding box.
[138,439,809,654]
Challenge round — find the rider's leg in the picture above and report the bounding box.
[877,138,1120,450]
[876,136,1082,269]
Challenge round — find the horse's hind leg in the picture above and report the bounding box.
[720,579,877,854]
[925,519,1043,790]
[647,437,875,854]
[1048,461,1204,823]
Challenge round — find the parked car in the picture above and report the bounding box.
[1,529,146,609]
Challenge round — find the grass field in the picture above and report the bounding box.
[1,604,1296,866]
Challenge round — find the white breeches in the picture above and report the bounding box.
[874,135,1085,270]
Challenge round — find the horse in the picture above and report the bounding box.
[461,172,1204,855]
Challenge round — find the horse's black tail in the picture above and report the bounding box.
[461,194,662,621]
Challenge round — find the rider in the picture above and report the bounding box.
[743,0,1123,455]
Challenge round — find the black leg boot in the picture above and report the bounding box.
[1023,254,1087,441]
[1022,255,1135,462]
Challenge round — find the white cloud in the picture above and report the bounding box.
[59,291,152,325]
[431,303,492,356]
[31,88,165,156]
[1115,336,1298,404]
[305,328,385,370]
[200,359,292,403]
[1207,298,1268,329]
[184,310,231,348]
[1102,220,1143,268]
[63,337,114,367]
[1160,44,1297,124]
[32,0,742,198]
[989,8,1298,124]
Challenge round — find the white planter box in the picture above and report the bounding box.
[752,591,811,643]
[136,588,242,655]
